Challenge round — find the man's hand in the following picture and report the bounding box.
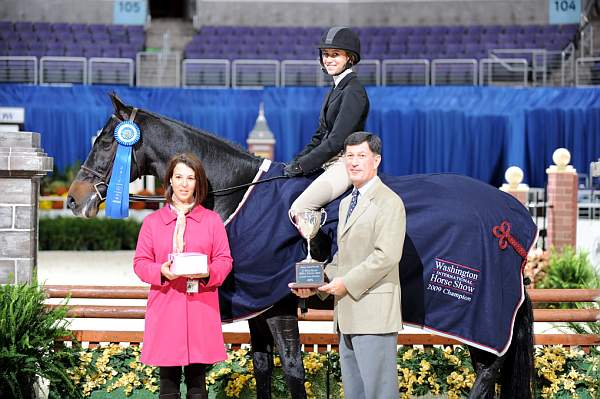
[283,162,303,177]
[318,277,347,297]
[288,283,317,298]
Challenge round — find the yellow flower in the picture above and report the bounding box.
[402,349,414,361]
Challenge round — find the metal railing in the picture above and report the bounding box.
[431,59,477,86]
[182,59,230,88]
[580,23,594,57]
[561,43,577,86]
[576,57,600,85]
[490,49,548,86]
[355,59,381,86]
[136,51,180,87]
[479,58,528,86]
[280,60,327,87]
[231,59,280,88]
[0,56,37,85]
[5,51,600,87]
[39,56,86,85]
[382,59,430,86]
[88,58,134,86]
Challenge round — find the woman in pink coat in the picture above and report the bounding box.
[134,153,233,399]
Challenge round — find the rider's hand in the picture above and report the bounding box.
[283,162,303,177]
[160,260,178,281]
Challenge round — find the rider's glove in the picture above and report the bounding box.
[283,162,303,177]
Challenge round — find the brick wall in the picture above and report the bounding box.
[546,170,578,252]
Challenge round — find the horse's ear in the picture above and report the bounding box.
[109,92,131,120]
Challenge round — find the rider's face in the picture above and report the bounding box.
[321,48,349,75]
[170,163,196,204]
[344,142,381,189]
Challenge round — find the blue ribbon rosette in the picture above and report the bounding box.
[105,120,141,218]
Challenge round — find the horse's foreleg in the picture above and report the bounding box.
[249,315,274,399]
[468,347,505,399]
[267,314,307,399]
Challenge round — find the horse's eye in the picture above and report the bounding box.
[100,139,114,150]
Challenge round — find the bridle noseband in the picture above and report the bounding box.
[80,164,109,201]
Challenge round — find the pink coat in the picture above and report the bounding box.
[134,204,233,366]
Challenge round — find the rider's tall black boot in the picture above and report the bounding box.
[252,351,273,399]
[268,315,307,399]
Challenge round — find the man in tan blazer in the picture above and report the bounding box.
[291,131,405,399]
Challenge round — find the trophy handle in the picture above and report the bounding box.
[319,209,327,227]
[288,209,300,229]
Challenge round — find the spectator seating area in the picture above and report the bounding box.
[0,21,145,59]
[185,24,579,61]
[0,22,582,87]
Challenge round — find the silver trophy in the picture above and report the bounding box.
[288,209,327,287]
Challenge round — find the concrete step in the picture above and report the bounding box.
[146,17,195,52]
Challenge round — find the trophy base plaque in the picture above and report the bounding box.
[290,260,325,288]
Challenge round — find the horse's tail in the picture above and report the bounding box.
[500,290,534,399]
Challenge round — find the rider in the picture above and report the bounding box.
[284,26,370,216]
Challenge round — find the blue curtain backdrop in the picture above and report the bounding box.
[1,84,600,187]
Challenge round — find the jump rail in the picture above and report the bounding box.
[46,286,600,351]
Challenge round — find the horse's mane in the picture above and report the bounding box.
[140,108,261,162]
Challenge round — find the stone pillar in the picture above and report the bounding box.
[247,103,275,160]
[546,148,577,252]
[0,132,53,284]
[499,166,529,205]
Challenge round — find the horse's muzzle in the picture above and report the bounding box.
[66,195,77,211]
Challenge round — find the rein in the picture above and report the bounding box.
[128,175,288,203]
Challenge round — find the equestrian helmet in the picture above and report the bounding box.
[318,27,361,65]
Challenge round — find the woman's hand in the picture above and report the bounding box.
[160,260,178,280]
[288,283,317,298]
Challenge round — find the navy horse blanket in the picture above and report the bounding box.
[221,163,537,356]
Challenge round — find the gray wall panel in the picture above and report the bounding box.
[195,0,548,27]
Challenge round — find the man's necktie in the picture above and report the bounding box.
[345,188,359,223]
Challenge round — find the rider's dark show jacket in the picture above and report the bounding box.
[292,71,369,173]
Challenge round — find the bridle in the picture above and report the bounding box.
[80,112,142,201]
[79,111,288,204]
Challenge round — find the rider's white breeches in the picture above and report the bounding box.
[290,158,351,214]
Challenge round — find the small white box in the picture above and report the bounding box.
[169,252,208,276]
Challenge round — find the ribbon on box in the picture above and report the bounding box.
[105,113,140,218]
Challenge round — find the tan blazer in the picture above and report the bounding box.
[325,176,406,334]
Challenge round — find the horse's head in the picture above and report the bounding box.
[67,93,145,218]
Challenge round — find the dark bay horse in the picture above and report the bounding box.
[67,94,536,398]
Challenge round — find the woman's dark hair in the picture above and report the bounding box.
[164,153,208,206]
[344,131,382,155]
[346,51,359,66]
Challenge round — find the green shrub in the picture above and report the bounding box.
[39,217,141,250]
[537,246,600,293]
[0,283,83,399]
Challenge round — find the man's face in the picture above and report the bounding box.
[344,141,381,189]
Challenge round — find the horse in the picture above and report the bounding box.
[67,93,537,398]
